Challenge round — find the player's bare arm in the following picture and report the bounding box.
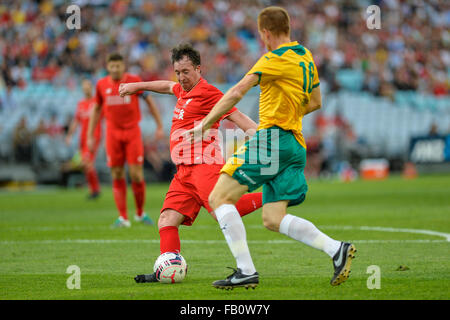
[187,74,259,140]
[119,80,177,97]
[143,94,165,139]
[226,110,257,135]
[87,102,102,151]
[65,116,79,145]
[303,85,322,116]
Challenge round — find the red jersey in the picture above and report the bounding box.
[75,97,102,145]
[170,78,237,165]
[95,73,143,130]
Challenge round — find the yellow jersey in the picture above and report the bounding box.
[247,41,320,149]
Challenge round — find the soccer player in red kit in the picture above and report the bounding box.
[87,53,164,228]
[66,79,102,199]
[118,44,263,283]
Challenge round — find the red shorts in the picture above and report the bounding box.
[161,163,224,226]
[105,126,144,167]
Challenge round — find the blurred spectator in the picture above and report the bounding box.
[59,152,84,188]
[0,84,17,111]
[305,111,327,177]
[393,66,417,91]
[1,62,16,87]
[13,116,33,162]
[0,0,447,96]
[304,135,323,178]
[32,58,61,82]
[34,118,47,135]
[428,122,439,137]
[10,60,27,88]
[45,114,64,138]
[311,110,363,175]
[334,111,356,162]
[314,111,328,138]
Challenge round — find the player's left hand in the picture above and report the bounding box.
[155,127,165,140]
[65,135,72,146]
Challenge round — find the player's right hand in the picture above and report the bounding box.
[119,83,136,97]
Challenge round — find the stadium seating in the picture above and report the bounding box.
[1,82,448,170]
[335,69,364,92]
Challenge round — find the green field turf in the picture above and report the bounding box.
[0,174,449,300]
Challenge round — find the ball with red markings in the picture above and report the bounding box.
[153,252,188,283]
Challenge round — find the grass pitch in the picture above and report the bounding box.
[0,174,449,300]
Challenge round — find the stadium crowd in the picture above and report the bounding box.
[0,0,448,182]
[0,0,448,97]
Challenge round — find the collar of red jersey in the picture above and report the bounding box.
[180,77,205,94]
[108,73,128,84]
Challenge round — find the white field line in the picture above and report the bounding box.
[3,224,449,241]
[319,225,450,241]
[0,239,447,245]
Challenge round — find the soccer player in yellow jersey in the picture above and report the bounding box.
[188,6,356,289]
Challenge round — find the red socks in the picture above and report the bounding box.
[112,179,146,220]
[86,168,100,194]
[131,181,146,217]
[159,226,180,254]
[112,179,127,220]
[235,192,263,217]
[157,193,262,256]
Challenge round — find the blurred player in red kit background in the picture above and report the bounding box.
[88,53,164,228]
[65,79,102,199]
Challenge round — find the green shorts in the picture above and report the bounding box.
[221,126,308,206]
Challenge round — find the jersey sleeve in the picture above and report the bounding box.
[247,54,282,85]
[221,106,238,120]
[311,58,320,89]
[172,83,182,98]
[202,86,237,121]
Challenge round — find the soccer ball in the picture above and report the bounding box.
[153,252,188,283]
